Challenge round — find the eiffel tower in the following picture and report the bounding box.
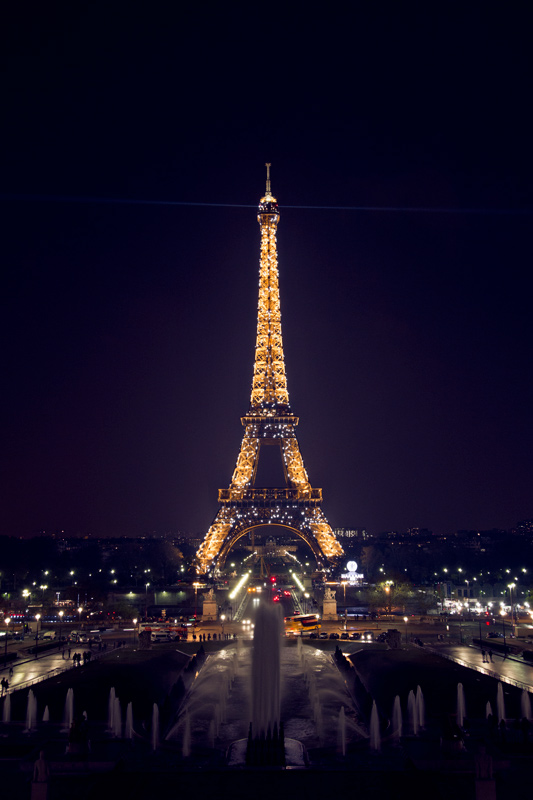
[195,166,344,575]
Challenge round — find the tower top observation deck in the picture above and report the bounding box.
[258,162,279,219]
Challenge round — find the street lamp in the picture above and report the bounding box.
[403,616,408,644]
[220,614,226,638]
[145,583,150,621]
[34,614,41,659]
[58,610,64,644]
[193,582,200,624]
[500,610,507,653]
[384,584,390,614]
[132,618,138,647]
[508,583,516,632]
[341,581,348,629]
[4,617,11,668]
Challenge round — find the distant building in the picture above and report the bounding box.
[333,528,369,541]
[514,519,533,537]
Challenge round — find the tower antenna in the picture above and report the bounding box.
[265,162,272,196]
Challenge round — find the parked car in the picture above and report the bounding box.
[349,632,361,640]
[340,632,349,640]
[319,632,328,639]
[329,632,340,640]
[69,632,88,643]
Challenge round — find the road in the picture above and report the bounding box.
[2,609,533,697]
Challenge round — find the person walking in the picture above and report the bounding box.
[488,649,493,662]
[481,649,486,662]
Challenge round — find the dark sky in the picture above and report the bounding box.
[1,4,532,539]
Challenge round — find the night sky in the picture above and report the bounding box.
[1,5,532,539]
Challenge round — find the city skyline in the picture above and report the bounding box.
[1,6,532,540]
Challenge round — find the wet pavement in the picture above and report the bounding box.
[0,645,116,694]
[425,642,533,691]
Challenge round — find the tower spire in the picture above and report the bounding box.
[265,162,272,197]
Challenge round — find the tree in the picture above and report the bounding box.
[368,581,413,614]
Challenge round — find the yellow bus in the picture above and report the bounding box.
[284,614,321,635]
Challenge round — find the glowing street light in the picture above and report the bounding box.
[58,609,64,644]
[3,617,11,668]
[403,616,408,644]
[34,614,41,659]
[500,610,507,653]
[133,618,138,647]
[508,583,516,630]
[145,583,150,621]
[341,580,348,629]
[192,581,202,624]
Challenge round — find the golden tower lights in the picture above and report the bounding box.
[196,166,343,575]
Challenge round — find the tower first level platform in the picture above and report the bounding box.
[195,166,343,575]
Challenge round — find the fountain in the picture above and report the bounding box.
[63,688,74,731]
[416,685,425,729]
[152,703,160,751]
[125,702,133,739]
[457,683,466,728]
[521,689,531,721]
[496,682,506,723]
[486,701,493,719]
[369,700,380,751]
[25,689,37,732]
[338,706,346,756]
[251,603,281,738]
[407,690,418,735]
[208,719,216,748]
[246,603,284,765]
[167,604,361,766]
[113,697,122,738]
[391,695,402,740]
[182,712,191,757]
[42,706,50,722]
[107,687,116,731]
[2,693,11,723]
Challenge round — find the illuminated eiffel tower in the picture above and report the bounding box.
[196,166,344,575]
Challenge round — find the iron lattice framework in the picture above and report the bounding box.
[196,166,344,574]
